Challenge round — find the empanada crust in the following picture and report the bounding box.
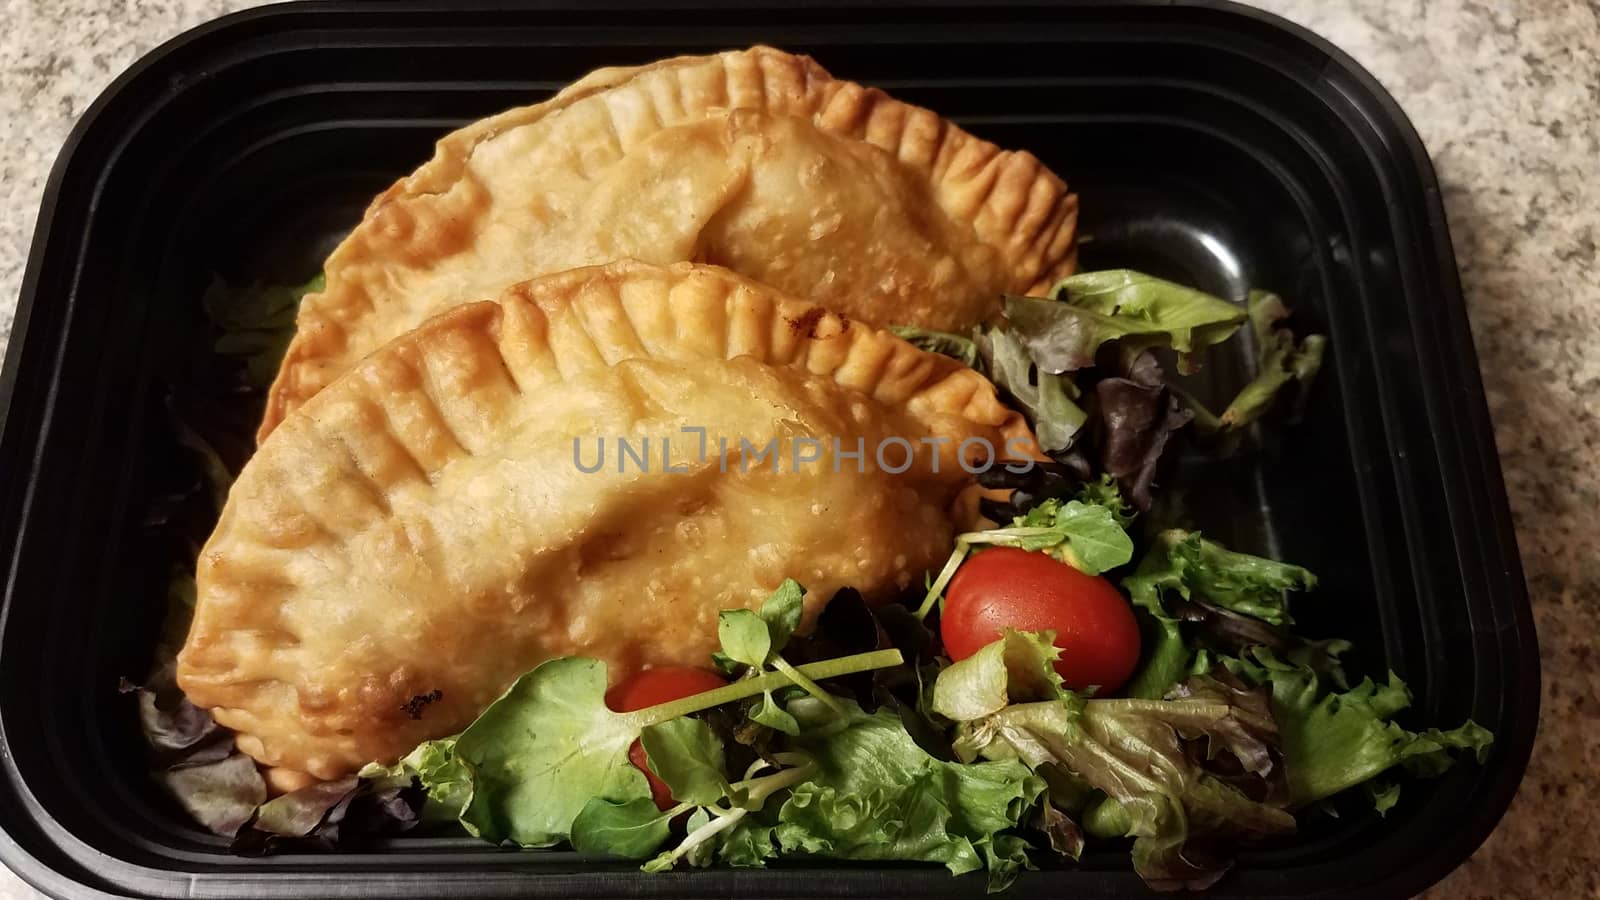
[260,46,1078,439]
[180,262,1033,778]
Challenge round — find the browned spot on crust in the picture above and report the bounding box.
[787,307,825,337]
[788,307,847,339]
[401,689,443,720]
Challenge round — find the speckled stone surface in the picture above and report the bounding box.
[1,2,1595,898]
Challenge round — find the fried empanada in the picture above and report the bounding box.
[260,45,1078,440]
[180,261,1034,779]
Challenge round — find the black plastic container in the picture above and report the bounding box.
[0,2,1539,897]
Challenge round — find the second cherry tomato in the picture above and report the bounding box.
[941,546,1141,694]
[605,666,727,810]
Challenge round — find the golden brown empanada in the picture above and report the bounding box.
[181,261,1034,779]
[260,45,1078,440]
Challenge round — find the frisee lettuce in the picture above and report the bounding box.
[774,697,1046,891]
[359,737,470,823]
[1122,529,1317,700]
[1224,649,1493,809]
[931,629,1073,722]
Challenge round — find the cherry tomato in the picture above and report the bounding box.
[605,666,727,809]
[941,546,1141,694]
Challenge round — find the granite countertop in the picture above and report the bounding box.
[1,2,1594,898]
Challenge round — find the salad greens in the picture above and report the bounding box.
[947,669,1294,890]
[454,656,654,847]
[931,630,1070,721]
[890,325,980,369]
[1225,649,1493,809]
[892,319,1090,450]
[773,698,1044,888]
[361,737,470,823]
[1121,529,1318,700]
[976,325,1089,452]
[1093,351,1195,509]
[201,273,323,388]
[1217,291,1327,430]
[895,270,1246,455]
[1006,269,1248,375]
[131,409,433,851]
[346,533,1486,891]
[896,273,1328,514]
[446,641,904,849]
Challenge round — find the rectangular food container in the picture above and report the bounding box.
[0,1,1539,897]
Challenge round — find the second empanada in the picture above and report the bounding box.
[180,261,1035,779]
[260,45,1078,439]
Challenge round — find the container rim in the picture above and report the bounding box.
[0,3,1537,899]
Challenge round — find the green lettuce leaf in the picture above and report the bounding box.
[980,834,1037,892]
[888,321,1085,456]
[975,324,1087,452]
[759,579,805,651]
[1218,291,1327,428]
[571,797,674,859]
[638,756,817,874]
[718,815,779,867]
[718,608,774,668]
[774,697,1045,890]
[717,578,805,667]
[1172,291,1326,440]
[455,657,652,847]
[160,753,267,837]
[963,498,1135,576]
[1006,270,1246,375]
[640,717,731,807]
[750,692,801,735]
[890,325,981,369]
[388,643,907,856]
[1136,530,1316,626]
[1225,649,1493,808]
